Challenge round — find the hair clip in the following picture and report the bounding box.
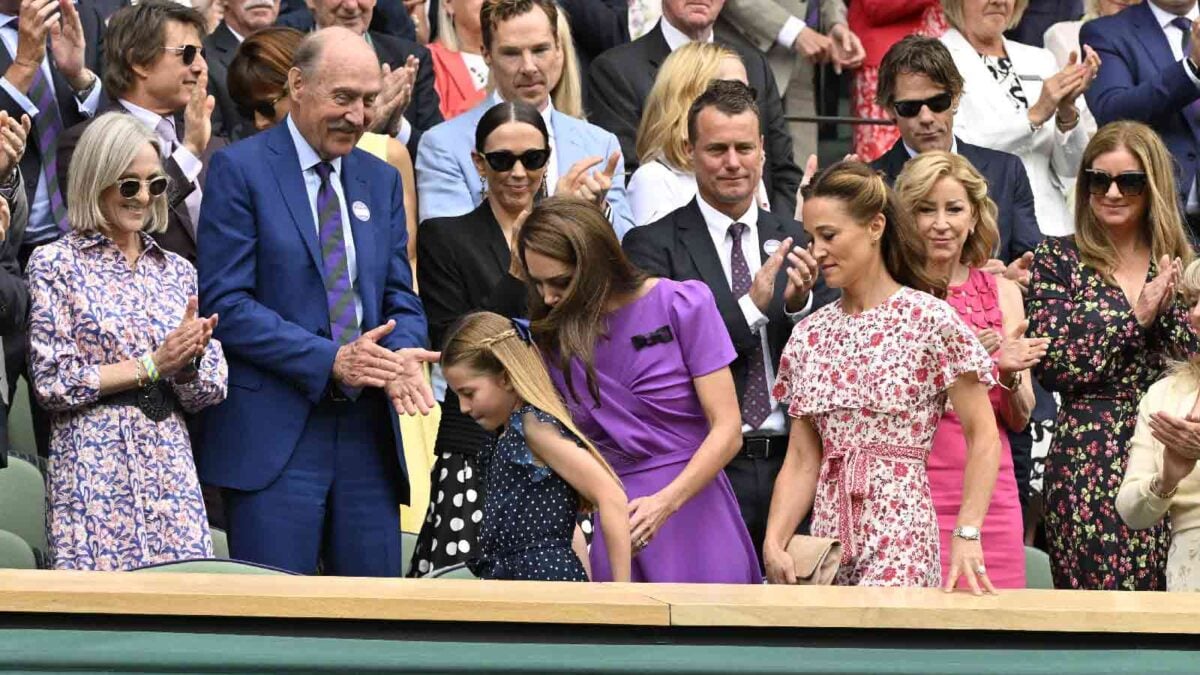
[631,325,673,350]
[511,317,533,345]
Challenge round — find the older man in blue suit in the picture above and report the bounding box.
[1083,0,1200,233]
[416,0,634,239]
[197,27,436,576]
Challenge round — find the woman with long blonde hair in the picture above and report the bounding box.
[1028,120,1199,590]
[626,42,769,226]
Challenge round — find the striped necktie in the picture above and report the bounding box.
[314,161,359,346]
[11,19,68,232]
[728,221,771,429]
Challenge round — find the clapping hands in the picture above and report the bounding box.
[155,295,218,380]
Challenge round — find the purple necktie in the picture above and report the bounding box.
[314,162,359,346]
[13,20,69,233]
[729,222,771,429]
[806,0,820,30]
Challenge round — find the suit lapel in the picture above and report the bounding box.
[1130,4,1200,144]
[341,151,378,326]
[645,23,672,69]
[267,125,324,278]
[678,199,742,320]
[480,204,512,275]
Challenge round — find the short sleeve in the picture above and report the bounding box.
[505,405,580,483]
[927,300,997,391]
[667,280,736,378]
[772,320,810,408]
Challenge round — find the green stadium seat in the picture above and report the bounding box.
[210,527,230,559]
[1025,545,1053,589]
[0,529,36,569]
[132,558,294,575]
[428,562,478,579]
[0,456,47,562]
[401,531,418,576]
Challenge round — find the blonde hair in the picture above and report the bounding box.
[550,8,582,119]
[941,0,1029,32]
[66,112,168,236]
[894,151,1000,269]
[437,0,460,50]
[1171,259,1200,382]
[1073,121,1193,284]
[442,311,620,509]
[636,42,739,170]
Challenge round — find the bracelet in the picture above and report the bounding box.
[1056,109,1079,132]
[1150,475,1179,500]
[134,358,146,388]
[140,353,160,383]
[997,371,1022,392]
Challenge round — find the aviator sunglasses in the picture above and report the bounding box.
[163,44,206,66]
[1084,170,1148,197]
[483,149,550,172]
[892,93,954,118]
[116,176,170,199]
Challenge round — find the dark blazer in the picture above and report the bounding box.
[369,31,443,159]
[204,21,253,142]
[0,174,29,468]
[276,0,415,41]
[557,0,629,105]
[587,21,801,215]
[418,199,527,456]
[623,198,832,404]
[0,2,107,217]
[197,120,425,495]
[1083,3,1200,211]
[872,138,1043,264]
[1005,0,1082,48]
[57,98,227,263]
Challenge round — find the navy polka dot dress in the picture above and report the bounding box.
[467,405,588,582]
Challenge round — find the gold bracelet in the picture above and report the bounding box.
[1150,475,1179,500]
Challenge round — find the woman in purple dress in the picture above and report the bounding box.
[515,197,760,583]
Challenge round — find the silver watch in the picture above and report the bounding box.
[952,525,981,541]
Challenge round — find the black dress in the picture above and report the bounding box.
[467,405,588,581]
[408,201,528,576]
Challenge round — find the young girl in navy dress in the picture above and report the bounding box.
[441,312,632,581]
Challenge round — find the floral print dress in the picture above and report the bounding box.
[773,287,994,586]
[1027,236,1200,590]
[27,232,228,571]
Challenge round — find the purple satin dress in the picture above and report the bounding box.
[547,279,762,583]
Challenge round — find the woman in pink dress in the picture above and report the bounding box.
[764,161,1001,592]
[896,151,1049,589]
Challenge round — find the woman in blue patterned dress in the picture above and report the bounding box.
[26,113,228,571]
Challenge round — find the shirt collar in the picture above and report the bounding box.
[119,99,170,133]
[1150,1,1200,27]
[227,23,246,43]
[71,230,165,259]
[696,192,757,242]
[286,114,343,175]
[903,137,959,158]
[659,17,714,52]
[491,90,556,134]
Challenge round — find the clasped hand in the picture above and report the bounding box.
[748,236,819,314]
[1134,255,1183,328]
[331,320,440,414]
[155,295,217,379]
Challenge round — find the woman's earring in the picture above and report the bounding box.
[479,175,488,200]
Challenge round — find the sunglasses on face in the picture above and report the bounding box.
[1084,170,1148,197]
[246,91,287,120]
[483,149,550,172]
[163,44,206,66]
[892,93,954,118]
[116,176,169,199]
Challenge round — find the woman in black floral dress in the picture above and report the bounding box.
[1027,122,1199,590]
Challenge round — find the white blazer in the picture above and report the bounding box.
[942,28,1088,236]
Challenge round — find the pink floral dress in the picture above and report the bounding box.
[773,287,994,586]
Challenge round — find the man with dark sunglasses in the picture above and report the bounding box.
[56,0,224,265]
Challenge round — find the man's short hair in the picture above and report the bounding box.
[875,35,965,108]
[686,79,760,144]
[103,0,209,99]
[480,0,558,52]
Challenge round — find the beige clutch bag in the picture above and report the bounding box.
[784,535,842,585]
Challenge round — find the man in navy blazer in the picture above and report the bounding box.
[1082,0,1200,231]
[197,27,436,576]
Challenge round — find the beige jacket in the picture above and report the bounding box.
[715,0,849,92]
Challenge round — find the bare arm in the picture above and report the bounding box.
[762,416,823,584]
[996,276,1034,432]
[944,372,1001,594]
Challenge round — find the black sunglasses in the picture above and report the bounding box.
[483,149,550,172]
[116,176,169,199]
[892,93,954,118]
[1084,170,1148,197]
[163,44,206,66]
[245,91,287,121]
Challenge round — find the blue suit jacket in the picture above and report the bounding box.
[415,99,635,239]
[195,122,427,498]
[1083,2,1200,206]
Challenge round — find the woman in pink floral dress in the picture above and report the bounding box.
[27,114,227,571]
[763,161,1001,592]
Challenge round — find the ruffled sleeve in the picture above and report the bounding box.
[667,279,737,378]
[502,405,581,483]
[924,296,998,391]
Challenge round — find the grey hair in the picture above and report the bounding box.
[66,113,168,236]
[292,29,325,78]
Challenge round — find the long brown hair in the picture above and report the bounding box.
[442,311,621,509]
[1074,121,1194,284]
[807,160,945,297]
[894,151,1000,269]
[515,197,648,405]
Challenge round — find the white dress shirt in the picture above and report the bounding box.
[1148,0,1200,212]
[287,114,363,325]
[120,99,205,233]
[628,158,771,226]
[661,16,715,50]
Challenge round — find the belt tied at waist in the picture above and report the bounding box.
[98,380,178,422]
[820,441,927,565]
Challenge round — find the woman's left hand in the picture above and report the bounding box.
[1149,411,1200,461]
[945,536,996,595]
[628,490,678,553]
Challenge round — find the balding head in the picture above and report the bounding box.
[287,27,382,160]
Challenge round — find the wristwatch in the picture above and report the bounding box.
[952,525,982,541]
[999,371,1023,392]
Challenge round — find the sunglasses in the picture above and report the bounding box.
[483,149,550,172]
[1084,170,1148,197]
[162,44,206,66]
[116,176,169,199]
[892,93,954,118]
[245,91,287,121]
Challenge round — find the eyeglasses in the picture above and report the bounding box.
[1084,170,1148,197]
[162,45,206,66]
[892,93,954,118]
[115,176,170,199]
[246,91,287,120]
[483,149,550,172]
